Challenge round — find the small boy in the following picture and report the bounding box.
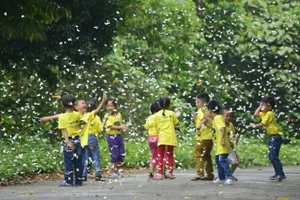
[223,108,239,179]
[191,94,214,181]
[58,94,83,186]
[207,100,234,185]
[250,96,286,182]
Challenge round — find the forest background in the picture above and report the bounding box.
[0,0,299,181]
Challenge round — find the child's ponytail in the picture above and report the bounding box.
[159,96,171,116]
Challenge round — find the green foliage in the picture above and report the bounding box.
[0,0,71,42]
[0,0,299,181]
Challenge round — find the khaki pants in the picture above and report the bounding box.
[194,140,214,178]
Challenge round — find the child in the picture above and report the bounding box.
[250,96,286,182]
[102,98,129,178]
[207,100,234,185]
[144,101,161,178]
[82,99,105,181]
[191,93,214,181]
[153,96,179,180]
[223,108,239,179]
[58,94,83,186]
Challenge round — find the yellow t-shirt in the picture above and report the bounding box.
[58,111,82,137]
[144,114,158,137]
[105,113,123,135]
[226,122,235,147]
[213,115,230,155]
[196,106,213,140]
[154,109,179,147]
[258,111,281,136]
[88,115,103,135]
[80,112,95,146]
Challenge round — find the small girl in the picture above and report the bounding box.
[82,99,105,181]
[223,108,239,180]
[207,100,234,185]
[153,97,179,180]
[102,98,129,178]
[144,101,161,178]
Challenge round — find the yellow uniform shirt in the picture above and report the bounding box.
[258,111,281,136]
[196,106,213,140]
[154,110,179,147]
[80,112,95,146]
[88,115,103,135]
[58,111,82,137]
[144,114,158,137]
[213,115,230,155]
[226,122,235,147]
[105,113,122,135]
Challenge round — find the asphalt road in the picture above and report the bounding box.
[0,166,299,200]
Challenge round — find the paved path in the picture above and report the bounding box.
[0,167,299,200]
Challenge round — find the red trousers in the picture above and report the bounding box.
[157,145,174,174]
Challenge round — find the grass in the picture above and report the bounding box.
[1,135,299,181]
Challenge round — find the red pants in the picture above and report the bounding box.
[157,145,174,174]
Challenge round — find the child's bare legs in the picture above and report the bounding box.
[148,136,158,177]
[166,146,175,179]
[107,162,117,175]
[231,164,238,174]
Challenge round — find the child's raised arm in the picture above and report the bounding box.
[41,114,61,122]
[254,102,263,117]
[93,92,107,115]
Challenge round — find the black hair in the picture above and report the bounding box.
[106,97,117,108]
[222,107,232,114]
[150,101,161,114]
[158,96,171,116]
[261,96,276,109]
[196,93,210,103]
[61,94,75,109]
[86,98,97,112]
[207,100,221,114]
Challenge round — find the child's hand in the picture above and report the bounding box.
[102,92,107,101]
[40,117,48,122]
[67,142,75,150]
[249,123,256,128]
[221,139,225,146]
[121,124,129,131]
[175,107,181,117]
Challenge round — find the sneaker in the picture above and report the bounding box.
[281,175,287,180]
[232,176,238,181]
[213,178,223,184]
[269,175,277,180]
[275,175,282,182]
[95,175,106,181]
[200,176,214,181]
[224,179,233,185]
[82,176,87,181]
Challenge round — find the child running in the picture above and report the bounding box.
[223,108,239,180]
[191,93,214,181]
[82,98,105,181]
[207,100,234,185]
[153,96,179,180]
[250,96,286,182]
[102,98,129,178]
[144,101,161,178]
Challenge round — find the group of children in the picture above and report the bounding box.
[145,94,285,184]
[42,91,286,186]
[42,92,128,186]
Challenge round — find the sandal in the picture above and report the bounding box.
[168,174,176,179]
[148,172,154,178]
[59,181,72,187]
[190,176,202,181]
[95,175,106,181]
[153,174,163,180]
[107,173,118,179]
